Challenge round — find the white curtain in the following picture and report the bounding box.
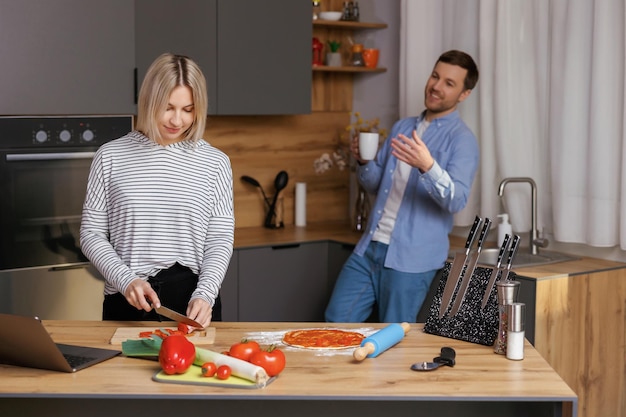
[400,0,626,250]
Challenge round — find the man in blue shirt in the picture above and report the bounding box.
[325,50,480,323]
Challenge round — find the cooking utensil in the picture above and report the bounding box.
[481,233,512,309]
[154,305,203,328]
[500,234,521,281]
[353,322,410,361]
[439,216,482,318]
[264,170,289,229]
[241,175,271,208]
[410,347,456,372]
[448,217,492,316]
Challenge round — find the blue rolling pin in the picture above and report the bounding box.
[353,322,411,361]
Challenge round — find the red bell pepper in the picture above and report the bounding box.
[158,335,196,375]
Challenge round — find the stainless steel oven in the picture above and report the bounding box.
[0,115,133,319]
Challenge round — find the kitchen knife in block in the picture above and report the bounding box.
[353,322,410,361]
[448,217,492,317]
[438,216,482,318]
[500,234,521,282]
[481,234,512,309]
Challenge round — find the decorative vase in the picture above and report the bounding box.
[353,183,371,232]
[326,52,342,67]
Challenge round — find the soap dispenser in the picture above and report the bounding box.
[497,214,512,247]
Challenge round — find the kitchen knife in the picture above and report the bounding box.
[499,234,521,282]
[448,217,492,316]
[438,216,483,319]
[155,305,203,329]
[481,233,512,309]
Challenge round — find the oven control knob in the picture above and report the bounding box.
[59,129,71,142]
[34,129,48,143]
[82,129,95,142]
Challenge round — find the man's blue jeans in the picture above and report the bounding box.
[325,241,437,323]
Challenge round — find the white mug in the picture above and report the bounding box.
[359,132,379,160]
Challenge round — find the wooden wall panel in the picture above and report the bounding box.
[205,112,352,228]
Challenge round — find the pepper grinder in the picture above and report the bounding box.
[493,280,520,354]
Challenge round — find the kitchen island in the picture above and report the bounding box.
[0,321,576,417]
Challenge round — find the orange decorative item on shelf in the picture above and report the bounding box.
[312,37,324,66]
[362,48,380,68]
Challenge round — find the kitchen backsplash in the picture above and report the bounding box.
[206,112,351,228]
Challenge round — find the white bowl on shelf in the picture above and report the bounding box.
[319,11,342,21]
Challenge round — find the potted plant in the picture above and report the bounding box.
[326,40,342,67]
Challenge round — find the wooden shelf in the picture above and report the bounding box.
[313,20,388,30]
[312,65,386,73]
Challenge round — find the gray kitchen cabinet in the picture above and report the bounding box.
[0,0,135,115]
[238,242,328,322]
[135,0,311,115]
[219,250,239,322]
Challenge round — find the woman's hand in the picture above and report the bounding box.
[187,298,213,329]
[124,278,160,311]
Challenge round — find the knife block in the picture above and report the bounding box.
[423,262,516,346]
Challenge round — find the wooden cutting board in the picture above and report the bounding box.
[109,326,216,345]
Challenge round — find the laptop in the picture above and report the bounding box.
[0,313,121,373]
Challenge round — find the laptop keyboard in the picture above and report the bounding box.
[63,353,97,369]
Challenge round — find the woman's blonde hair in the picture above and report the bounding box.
[136,53,208,143]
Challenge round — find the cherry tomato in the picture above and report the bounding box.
[216,365,232,380]
[201,362,217,377]
[228,338,261,362]
[249,345,286,377]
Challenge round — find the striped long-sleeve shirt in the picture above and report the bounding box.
[80,131,234,306]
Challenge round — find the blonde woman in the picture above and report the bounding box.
[80,53,234,328]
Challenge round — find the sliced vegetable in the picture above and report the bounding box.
[194,347,269,387]
[158,335,196,375]
[177,322,197,335]
[228,339,261,361]
[249,345,286,377]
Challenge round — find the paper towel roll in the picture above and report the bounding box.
[295,182,306,226]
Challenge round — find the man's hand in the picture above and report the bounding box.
[391,130,434,172]
[124,278,160,311]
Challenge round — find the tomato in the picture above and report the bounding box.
[200,362,217,377]
[249,345,286,377]
[228,338,261,361]
[216,365,231,380]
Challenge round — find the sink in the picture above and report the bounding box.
[448,248,581,268]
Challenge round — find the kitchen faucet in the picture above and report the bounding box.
[498,177,548,255]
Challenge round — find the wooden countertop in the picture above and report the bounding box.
[235,222,626,280]
[234,221,361,249]
[0,320,576,405]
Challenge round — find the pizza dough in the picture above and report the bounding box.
[282,328,365,349]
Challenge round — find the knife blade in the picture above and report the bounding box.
[448,217,492,316]
[481,233,512,309]
[500,234,521,282]
[438,216,483,319]
[155,305,203,328]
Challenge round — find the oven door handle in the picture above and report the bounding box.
[6,152,96,161]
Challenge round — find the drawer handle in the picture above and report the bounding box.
[271,244,301,250]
